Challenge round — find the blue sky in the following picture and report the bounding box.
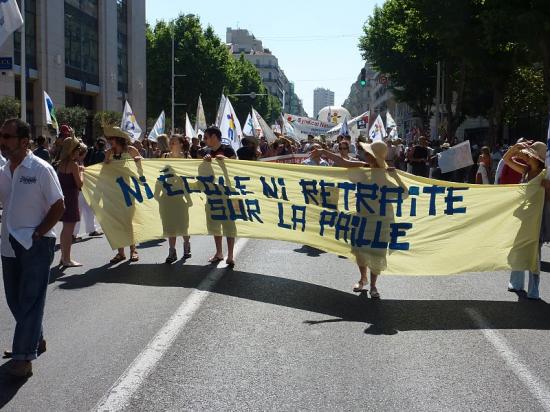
[145,0,379,117]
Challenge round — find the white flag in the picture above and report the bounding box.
[253,108,276,143]
[43,91,59,133]
[219,97,242,151]
[195,95,207,133]
[339,116,350,136]
[185,113,196,138]
[0,0,23,48]
[215,94,226,127]
[121,101,142,142]
[280,114,297,139]
[148,111,165,142]
[386,111,399,140]
[369,114,387,142]
[243,113,254,137]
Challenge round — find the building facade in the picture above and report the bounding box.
[313,87,334,118]
[0,0,146,138]
[226,27,306,116]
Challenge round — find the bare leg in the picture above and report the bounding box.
[209,236,224,261]
[183,236,191,258]
[168,237,176,249]
[370,272,380,297]
[117,247,125,257]
[60,222,78,264]
[353,265,368,292]
[226,237,235,264]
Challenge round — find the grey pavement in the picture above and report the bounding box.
[0,229,549,411]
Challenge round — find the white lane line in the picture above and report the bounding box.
[93,238,249,412]
[466,308,550,412]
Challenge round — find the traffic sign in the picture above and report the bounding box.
[0,57,13,70]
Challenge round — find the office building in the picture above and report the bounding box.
[0,0,146,137]
[313,87,334,118]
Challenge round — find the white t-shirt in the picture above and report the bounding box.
[0,152,64,257]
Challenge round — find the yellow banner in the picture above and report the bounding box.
[82,159,544,275]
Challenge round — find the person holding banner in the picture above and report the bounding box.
[503,141,547,299]
[202,126,237,266]
[104,126,143,263]
[162,135,192,263]
[312,140,395,298]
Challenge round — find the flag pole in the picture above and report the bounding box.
[20,0,26,122]
[171,31,174,134]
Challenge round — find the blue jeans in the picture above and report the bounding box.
[2,235,55,360]
[509,271,540,299]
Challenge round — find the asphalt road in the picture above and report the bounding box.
[1,228,550,411]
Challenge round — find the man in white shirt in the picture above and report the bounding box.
[0,118,65,378]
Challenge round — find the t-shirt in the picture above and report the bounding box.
[189,145,200,159]
[33,146,50,163]
[411,145,429,176]
[201,144,236,159]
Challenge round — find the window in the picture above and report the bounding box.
[117,0,128,92]
[14,0,37,69]
[65,1,99,85]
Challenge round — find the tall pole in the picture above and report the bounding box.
[171,32,175,134]
[435,61,441,141]
[20,0,26,122]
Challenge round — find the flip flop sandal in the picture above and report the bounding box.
[129,252,139,262]
[208,256,224,263]
[110,253,126,264]
[353,281,366,293]
[370,289,380,299]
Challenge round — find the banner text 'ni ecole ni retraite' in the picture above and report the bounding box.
[82,159,544,275]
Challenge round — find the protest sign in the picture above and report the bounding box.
[438,141,474,173]
[83,160,543,275]
[284,114,335,136]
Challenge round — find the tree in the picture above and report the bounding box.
[229,54,271,123]
[147,14,278,129]
[0,96,21,125]
[147,15,238,129]
[56,106,88,135]
[93,110,122,137]
[359,0,437,125]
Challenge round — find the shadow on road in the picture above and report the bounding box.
[0,361,29,409]
[293,245,326,257]
[53,263,550,335]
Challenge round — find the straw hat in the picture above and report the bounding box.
[358,140,388,168]
[103,125,131,142]
[523,141,547,164]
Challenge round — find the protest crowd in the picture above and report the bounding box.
[0,105,549,379]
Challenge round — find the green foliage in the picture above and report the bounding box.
[230,54,271,123]
[147,14,277,129]
[56,106,88,136]
[0,96,21,126]
[93,110,122,137]
[359,0,550,141]
[503,65,547,123]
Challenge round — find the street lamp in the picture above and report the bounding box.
[171,32,187,134]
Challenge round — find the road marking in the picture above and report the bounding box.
[466,308,550,412]
[93,238,249,412]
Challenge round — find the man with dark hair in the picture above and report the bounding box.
[33,136,51,163]
[0,118,65,378]
[236,137,259,161]
[201,125,237,266]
